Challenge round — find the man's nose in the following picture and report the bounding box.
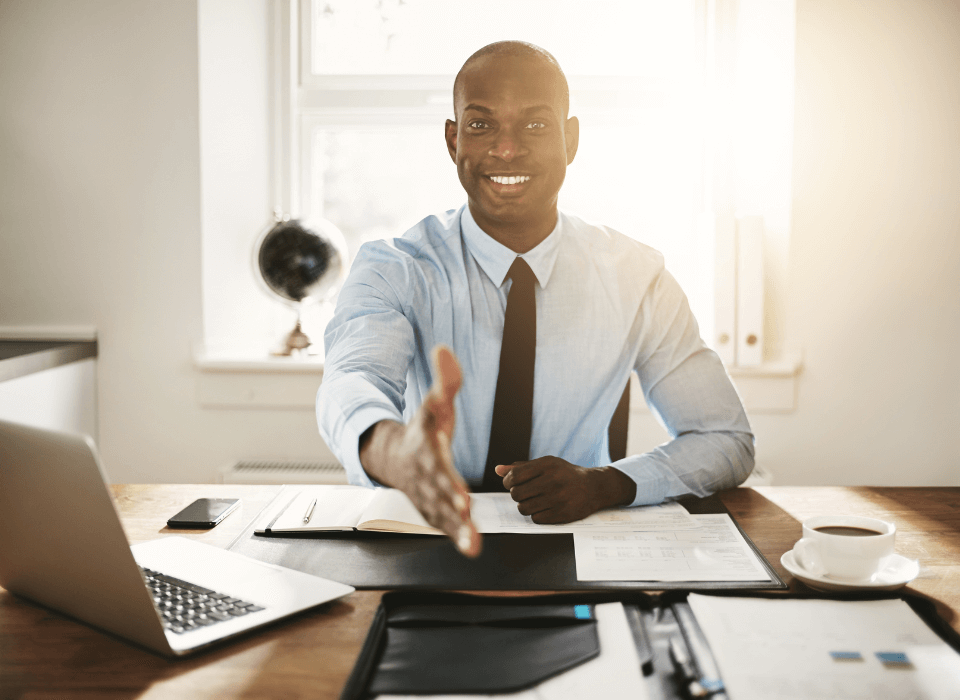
[488,130,529,162]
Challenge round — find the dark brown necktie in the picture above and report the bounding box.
[480,258,536,492]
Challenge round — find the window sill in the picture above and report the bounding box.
[196,350,802,413]
[194,349,324,409]
[727,355,802,413]
[630,355,802,415]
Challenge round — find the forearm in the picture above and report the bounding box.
[316,371,405,488]
[358,419,406,489]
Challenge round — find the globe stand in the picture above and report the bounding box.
[255,215,347,358]
[271,309,314,357]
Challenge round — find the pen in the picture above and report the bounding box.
[303,497,317,524]
[671,602,728,700]
[670,637,708,698]
[624,604,655,675]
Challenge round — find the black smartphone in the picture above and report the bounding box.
[166,498,240,529]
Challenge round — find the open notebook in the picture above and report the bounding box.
[259,486,441,535]
[256,485,700,536]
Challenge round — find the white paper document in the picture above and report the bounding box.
[470,493,699,534]
[687,594,960,700]
[573,514,772,582]
[378,602,649,700]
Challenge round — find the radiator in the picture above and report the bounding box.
[219,460,348,485]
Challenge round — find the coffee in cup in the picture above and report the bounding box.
[793,515,896,582]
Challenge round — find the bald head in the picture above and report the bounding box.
[453,41,570,119]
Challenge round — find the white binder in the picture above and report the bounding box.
[736,216,764,367]
[711,213,738,366]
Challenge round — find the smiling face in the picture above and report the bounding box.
[445,52,579,252]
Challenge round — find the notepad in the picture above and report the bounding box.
[258,486,699,536]
[261,486,441,535]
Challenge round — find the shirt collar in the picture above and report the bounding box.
[459,205,563,288]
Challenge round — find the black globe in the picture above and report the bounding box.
[257,219,343,303]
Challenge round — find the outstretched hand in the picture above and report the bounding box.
[360,345,481,557]
[495,457,637,524]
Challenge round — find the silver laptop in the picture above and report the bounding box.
[0,419,354,657]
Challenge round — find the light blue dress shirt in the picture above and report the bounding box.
[317,205,754,506]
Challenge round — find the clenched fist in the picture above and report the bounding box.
[495,457,636,524]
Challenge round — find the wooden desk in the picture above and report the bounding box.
[1,485,958,699]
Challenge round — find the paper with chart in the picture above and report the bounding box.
[687,594,960,700]
[469,493,700,534]
[573,513,772,581]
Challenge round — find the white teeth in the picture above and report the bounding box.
[489,175,530,185]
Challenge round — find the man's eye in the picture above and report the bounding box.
[468,120,489,129]
[526,121,547,129]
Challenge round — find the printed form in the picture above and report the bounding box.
[573,514,773,582]
[469,494,700,534]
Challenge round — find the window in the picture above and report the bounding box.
[290,0,709,340]
[202,0,795,373]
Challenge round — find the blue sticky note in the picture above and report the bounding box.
[830,651,863,661]
[876,652,912,666]
[574,605,592,620]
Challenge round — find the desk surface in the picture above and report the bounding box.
[1,484,958,699]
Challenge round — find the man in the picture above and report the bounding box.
[317,41,754,558]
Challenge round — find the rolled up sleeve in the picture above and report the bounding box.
[610,269,755,506]
[316,244,418,487]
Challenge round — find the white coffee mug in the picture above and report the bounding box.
[793,515,896,582]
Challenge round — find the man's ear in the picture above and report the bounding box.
[445,119,458,164]
[564,116,580,165]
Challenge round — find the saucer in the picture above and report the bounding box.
[781,549,920,592]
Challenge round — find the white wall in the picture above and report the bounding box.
[740,0,960,486]
[0,0,333,483]
[632,0,960,487]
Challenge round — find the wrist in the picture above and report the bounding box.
[359,420,405,488]
[590,466,637,510]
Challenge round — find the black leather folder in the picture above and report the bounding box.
[339,591,663,699]
[355,593,601,695]
[227,488,786,590]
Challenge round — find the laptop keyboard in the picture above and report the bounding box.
[140,567,265,635]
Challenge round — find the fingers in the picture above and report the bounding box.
[405,345,479,557]
[411,469,480,556]
[512,492,575,524]
[430,345,463,405]
[424,345,463,449]
[435,430,470,518]
[515,494,552,517]
[423,428,481,557]
[507,477,545,504]
[499,460,542,490]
